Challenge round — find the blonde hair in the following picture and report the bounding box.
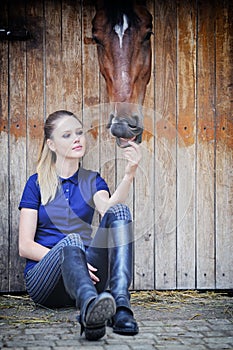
[37,110,82,205]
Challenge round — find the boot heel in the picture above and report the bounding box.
[78,317,106,341]
[85,325,106,341]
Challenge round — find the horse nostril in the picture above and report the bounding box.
[128,115,142,130]
[128,124,138,130]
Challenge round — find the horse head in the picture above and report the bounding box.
[92,0,153,147]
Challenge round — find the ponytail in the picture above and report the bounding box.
[37,137,59,205]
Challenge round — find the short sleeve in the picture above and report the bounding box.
[95,172,110,195]
[18,173,41,210]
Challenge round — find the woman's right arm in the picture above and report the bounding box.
[19,208,50,261]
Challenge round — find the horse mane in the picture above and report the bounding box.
[101,0,141,27]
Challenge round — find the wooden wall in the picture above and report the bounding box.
[0,0,232,292]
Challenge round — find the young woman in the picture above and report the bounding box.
[19,110,141,341]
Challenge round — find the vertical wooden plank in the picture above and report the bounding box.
[8,0,27,291]
[154,0,177,289]
[82,0,100,172]
[45,0,63,116]
[0,0,10,291]
[82,1,100,230]
[134,0,155,290]
[176,0,196,289]
[99,63,116,194]
[196,0,216,289]
[26,0,45,176]
[115,133,133,218]
[215,0,233,289]
[62,0,82,112]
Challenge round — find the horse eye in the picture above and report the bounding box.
[144,31,153,42]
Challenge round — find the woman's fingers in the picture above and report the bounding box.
[124,141,142,164]
[87,263,100,284]
[87,262,97,272]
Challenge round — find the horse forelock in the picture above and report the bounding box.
[102,0,140,29]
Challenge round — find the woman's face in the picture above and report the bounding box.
[47,115,86,160]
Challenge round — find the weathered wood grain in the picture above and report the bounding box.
[62,0,82,112]
[8,0,27,291]
[26,0,45,176]
[99,79,116,195]
[82,1,100,229]
[134,0,155,290]
[215,0,233,289]
[45,0,63,115]
[0,0,10,292]
[82,0,99,171]
[177,0,196,289]
[154,0,177,289]
[196,0,216,289]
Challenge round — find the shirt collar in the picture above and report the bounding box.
[60,169,79,184]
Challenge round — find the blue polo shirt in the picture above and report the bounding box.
[19,168,110,274]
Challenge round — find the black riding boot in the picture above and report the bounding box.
[61,246,116,340]
[109,220,139,335]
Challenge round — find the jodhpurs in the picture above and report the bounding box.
[25,204,131,307]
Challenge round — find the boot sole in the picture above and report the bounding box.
[85,293,116,340]
[113,327,139,336]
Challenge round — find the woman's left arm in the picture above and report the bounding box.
[93,141,141,216]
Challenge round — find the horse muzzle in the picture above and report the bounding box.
[107,114,143,148]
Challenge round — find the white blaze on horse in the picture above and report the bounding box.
[92,0,153,147]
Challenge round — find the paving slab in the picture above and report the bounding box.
[0,291,232,349]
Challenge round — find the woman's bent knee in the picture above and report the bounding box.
[107,204,131,222]
[62,233,85,250]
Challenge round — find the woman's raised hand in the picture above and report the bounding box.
[123,141,142,180]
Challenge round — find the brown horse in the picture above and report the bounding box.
[92,0,153,147]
